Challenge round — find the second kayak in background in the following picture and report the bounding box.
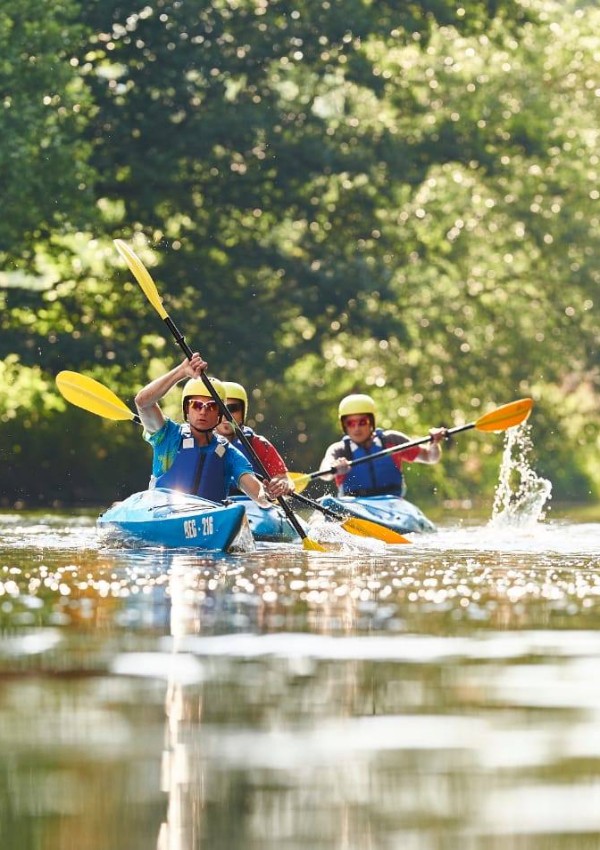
[318,494,436,536]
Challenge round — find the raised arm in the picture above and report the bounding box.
[135,353,207,434]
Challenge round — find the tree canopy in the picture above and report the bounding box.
[1,0,598,507]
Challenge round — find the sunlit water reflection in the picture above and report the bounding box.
[1,492,599,849]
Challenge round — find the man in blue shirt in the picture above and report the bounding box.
[135,352,275,506]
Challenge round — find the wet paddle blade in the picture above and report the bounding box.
[301,537,328,552]
[114,239,168,320]
[56,371,136,422]
[341,517,411,544]
[288,472,311,493]
[475,398,533,432]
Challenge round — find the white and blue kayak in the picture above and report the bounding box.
[319,494,436,535]
[97,488,254,552]
[226,495,307,543]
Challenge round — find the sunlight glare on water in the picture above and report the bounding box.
[0,440,600,850]
[0,511,98,552]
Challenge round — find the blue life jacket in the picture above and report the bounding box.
[154,428,230,502]
[340,429,405,497]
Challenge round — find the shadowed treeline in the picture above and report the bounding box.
[1,0,598,507]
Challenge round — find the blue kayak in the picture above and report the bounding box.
[319,494,436,535]
[226,495,307,543]
[97,488,253,552]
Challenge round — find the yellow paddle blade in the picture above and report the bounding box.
[301,537,328,552]
[114,239,168,320]
[56,371,136,422]
[288,472,311,493]
[341,517,411,544]
[475,397,533,432]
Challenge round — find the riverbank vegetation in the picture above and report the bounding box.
[1,0,598,507]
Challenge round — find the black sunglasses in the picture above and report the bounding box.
[226,402,244,414]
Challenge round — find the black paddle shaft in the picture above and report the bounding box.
[162,316,310,540]
[291,491,353,521]
[310,421,474,483]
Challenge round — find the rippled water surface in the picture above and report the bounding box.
[1,504,599,850]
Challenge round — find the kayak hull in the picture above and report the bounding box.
[227,495,305,543]
[319,494,436,535]
[97,488,253,552]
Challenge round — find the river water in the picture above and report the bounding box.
[1,432,599,850]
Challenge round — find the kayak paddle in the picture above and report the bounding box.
[290,397,534,493]
[56,370,410,544]
[114,241,413,550]
[56,371,141,424]
[112,239,325,550]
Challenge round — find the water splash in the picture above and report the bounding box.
[491,422,552,527]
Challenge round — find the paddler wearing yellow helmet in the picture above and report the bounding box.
[134,353,278,506]
[217,380,295,498]
[318,392,446,497]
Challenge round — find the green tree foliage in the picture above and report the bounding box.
[275,2,600,500]
[0,1,95,260]
[75,0,532,366]
[0,0,598,506]
[0,353,148,506]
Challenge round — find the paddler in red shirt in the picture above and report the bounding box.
[216,380,295,499]
[319,393,446,497]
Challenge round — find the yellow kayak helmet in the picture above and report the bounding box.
[338,393,376,427]
[222,381,249,421]
[181,376,226,418]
